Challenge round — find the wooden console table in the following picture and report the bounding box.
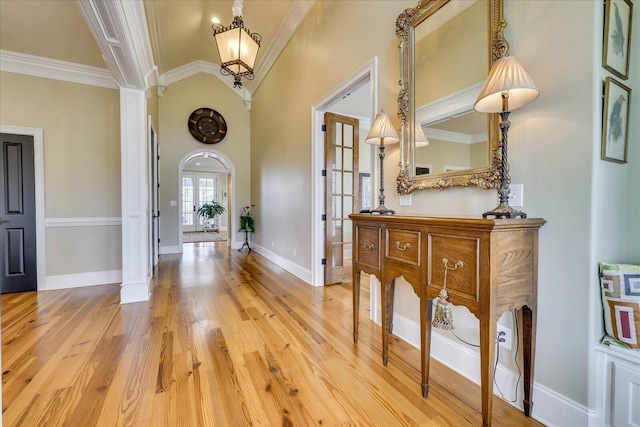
[349,214,545,427]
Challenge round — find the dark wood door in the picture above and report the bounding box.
[1,133,37,293]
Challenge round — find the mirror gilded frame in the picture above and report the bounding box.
[396,0,508,194]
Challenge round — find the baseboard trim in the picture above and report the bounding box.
[250,243,312,285]
[160,245,183,255]
[44,270,122,291]
[371,299,590,427]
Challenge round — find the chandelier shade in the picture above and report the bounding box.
[212,0,261,88]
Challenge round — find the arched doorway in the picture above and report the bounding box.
[177,150,236,249]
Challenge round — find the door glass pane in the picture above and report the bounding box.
[344,147,353,171]
[344,242,352,261]
[182,177,194,226]
[343,196,353,217]
[344,124,354,147]
[332,242,344,267]
[334,171,343,195]
[331,196,339,218]
[335,123,343,146]
[198,176,217,225]
[334,145,343,170]
[344,172,353,194]
[343,220,352,244]
[332,196,342,220]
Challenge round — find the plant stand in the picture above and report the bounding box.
[239,230,252,253]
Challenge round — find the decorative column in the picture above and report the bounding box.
[120,88,150,303]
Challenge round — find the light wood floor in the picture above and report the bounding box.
[2,243,544,426]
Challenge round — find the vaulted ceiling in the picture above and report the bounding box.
[0,0,314,96]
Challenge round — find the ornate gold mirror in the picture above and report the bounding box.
[396,0,506,193]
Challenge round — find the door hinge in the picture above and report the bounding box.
[321,124,327,132]
[322,169,326,177]
[321,214,326,221]
[321,258,326,265]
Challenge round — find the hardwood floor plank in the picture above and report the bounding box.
[207,327,252,425]
[243,350,305,426]
[2,244,546,427]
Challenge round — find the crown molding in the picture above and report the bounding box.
[0,49,117,89]
[159,60,253,109]
[244,0,316,95]
[76,0,157,92]
[416,81,484,125]
[425,127,480,144]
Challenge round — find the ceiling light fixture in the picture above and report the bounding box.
[212,0,261,88]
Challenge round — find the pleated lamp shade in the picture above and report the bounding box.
[415,122,429,147]
[366,112,399,145]
[474,56,539,113]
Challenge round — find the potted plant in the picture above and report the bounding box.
[238,205,255,232]
[197,201,226,231]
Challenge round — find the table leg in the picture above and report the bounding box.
[479,314,497,427]
[522,305,536,417]
[388,278,395,335]
[381,279,393,366]
[421,296,433,397]
[353,271,360,344]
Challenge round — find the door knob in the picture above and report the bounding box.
[0,217,4,225]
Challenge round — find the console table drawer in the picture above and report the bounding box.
[386,229,421,266]
[355,225,381,269]
[428,232,480,303]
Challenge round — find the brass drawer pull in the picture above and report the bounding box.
[363,242,375,251]
[395,241,411,251]
[443,258,463,270]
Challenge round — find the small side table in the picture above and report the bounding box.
[239,230,252,253]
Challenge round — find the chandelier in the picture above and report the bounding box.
[212,0,262,88]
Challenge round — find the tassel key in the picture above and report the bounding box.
[432,288,454,330]
[432,258,463,331]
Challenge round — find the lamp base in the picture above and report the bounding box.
[370,204,395,215]
[483,203,527,219]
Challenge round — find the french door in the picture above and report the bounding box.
[182,173,219,232]
[324,112,359,285]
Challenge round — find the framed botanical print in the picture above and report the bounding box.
[359,173,370,212]
[602,77,631,163]
[603,0,633,80]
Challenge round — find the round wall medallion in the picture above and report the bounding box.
[188,108,227,144]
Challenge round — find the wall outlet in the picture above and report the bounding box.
[292,248,297,257]
[497,324,512,350]
[509,184,524,208]
[399,194,412,207]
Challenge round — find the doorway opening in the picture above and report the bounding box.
[178,150,235,248]
[311,58,378,287]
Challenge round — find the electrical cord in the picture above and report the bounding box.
[493,310,522,403]
[451,330,480,348]
[433,301,523,401]
[430,300,480,347]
